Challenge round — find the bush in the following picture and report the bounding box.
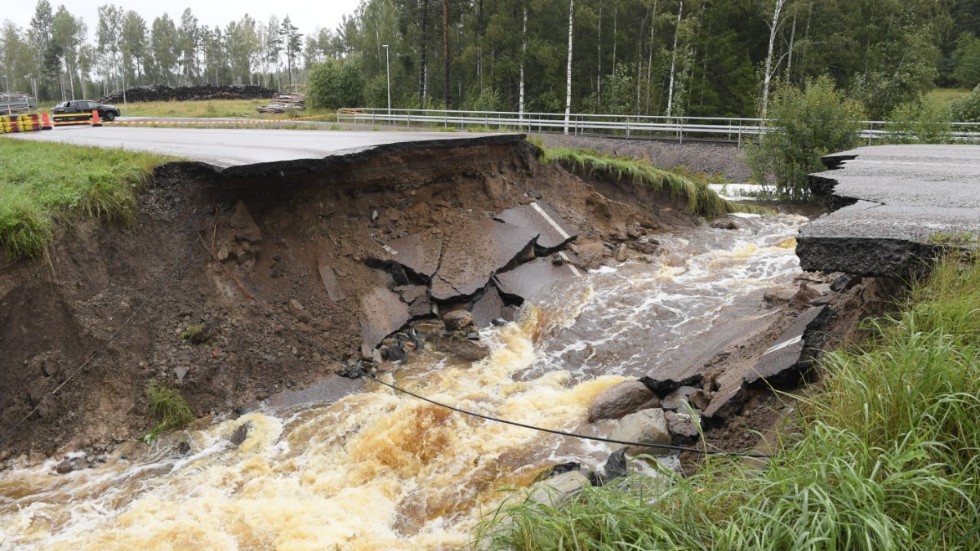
[307,58,365,110]
[951,84,980,122]
[884,98,954,144]
[952,32,980,89]
[748,76,865,201]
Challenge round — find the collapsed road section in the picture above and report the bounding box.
[797,144,980,277]
[0,133,670,458]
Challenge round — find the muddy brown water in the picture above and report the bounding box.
[0,213,805,550]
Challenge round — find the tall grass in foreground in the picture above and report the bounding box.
[477,255,980,550]
[0,139,170,258]
[542,148,749,218]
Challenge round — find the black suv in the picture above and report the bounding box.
[52,100,121,121]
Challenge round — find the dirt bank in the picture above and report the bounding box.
[0,138,694,459]
[540,134,752,182]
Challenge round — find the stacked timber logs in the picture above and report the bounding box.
[256,94,306,113]
[100,84,276,104]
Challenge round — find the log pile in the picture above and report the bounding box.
[256,93,306,113]
[100,84,277,104]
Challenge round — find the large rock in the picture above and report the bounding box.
[609,408,671,456]
[661,386,710,411]
[588,380,661,423]
[527,470,590,506]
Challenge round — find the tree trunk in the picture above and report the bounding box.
[419,0,429,107]
[611,0,618,75]
[563,0,574,134]
[596,5,602,107]
[760,0,786,118]
[666,0,683,117]
[786,11,797,84]
[442,0,450,108]
[645,0,659,114]
[519,0,527,118]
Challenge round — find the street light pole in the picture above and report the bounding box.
[24,75,36,114]
[382,44,391,116]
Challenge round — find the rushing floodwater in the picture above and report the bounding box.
[0,214,806,550]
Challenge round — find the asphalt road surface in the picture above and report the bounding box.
[7,126,518,168]
[798,144,980,275]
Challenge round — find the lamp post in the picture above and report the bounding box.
[382,44,391,116]
[24,75,37,113]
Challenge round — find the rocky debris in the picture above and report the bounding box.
[430,333,490,362]
[712,219,741,230]
[610,408,671,456]
[527,469,590,505]
[587,380,661,423]
[228,422,250,446]
[100,84,276,104]
[443,309,474,331]
[661,386,710,411]
[601,449,628,481]
[316,258,347,303]
[288,299,312,324]
[639,374,703,397]
[494,202,577,252]
[664,410,701,441]
[394,284,431,317]
[215,201,262,269]
[614,243,628,262]
[567,240,607,270]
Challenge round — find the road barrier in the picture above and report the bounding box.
[0,113,46,134]
[52,110,102,127]
[337,108,980,146]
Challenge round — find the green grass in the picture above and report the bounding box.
[541,147,755,218]
[114,99,335,120]
[0,138,171,258]
[144,379,195,442]
[477,254,980,550]
[925,88,973,110]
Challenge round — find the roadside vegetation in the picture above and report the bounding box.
[0,139,170,258]
[542,148,750,218]
[478,253,980,550]
[143,379,195,443]
[108,99,336,121]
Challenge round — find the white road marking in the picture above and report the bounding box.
[530,202,581,278]
[763,335,802,356]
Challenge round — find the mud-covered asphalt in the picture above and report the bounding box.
[8,126,521,168]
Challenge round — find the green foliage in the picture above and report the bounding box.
[951,84,980,122]
[478,254,980,550]
[0,139,169,259]
[146,379,194,438]
[884,98,954,143]
[748,76,865,201]
[307,58,365,110]
[542,148,750,218]
[952,32,980,88]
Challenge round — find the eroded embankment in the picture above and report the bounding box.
[0,138,687,459]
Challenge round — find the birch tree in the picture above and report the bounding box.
[760,0,787,118]
[563,0,574,134]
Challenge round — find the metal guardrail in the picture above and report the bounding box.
[336,108,980,146]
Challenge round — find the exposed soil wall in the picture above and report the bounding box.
[0,139,687,458]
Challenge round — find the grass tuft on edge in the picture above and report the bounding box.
[477,253,980,550]
[144,379,194,442]
[541,147,757,218]
[0,138,171,258]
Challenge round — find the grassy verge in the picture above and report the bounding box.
[478,254,980,550]
[0,138,171,258]
[542,147,754,218]
[925,88,973,109]
[143,379,195,443]
[109,99,335,121]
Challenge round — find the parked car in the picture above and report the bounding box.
[52,100,120,121]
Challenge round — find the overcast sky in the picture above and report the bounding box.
[8,0,363,37]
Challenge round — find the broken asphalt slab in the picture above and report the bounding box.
[431,219,539,301]
[495,258,580,304]
[495,202,578,252]
[798,145,980,276]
